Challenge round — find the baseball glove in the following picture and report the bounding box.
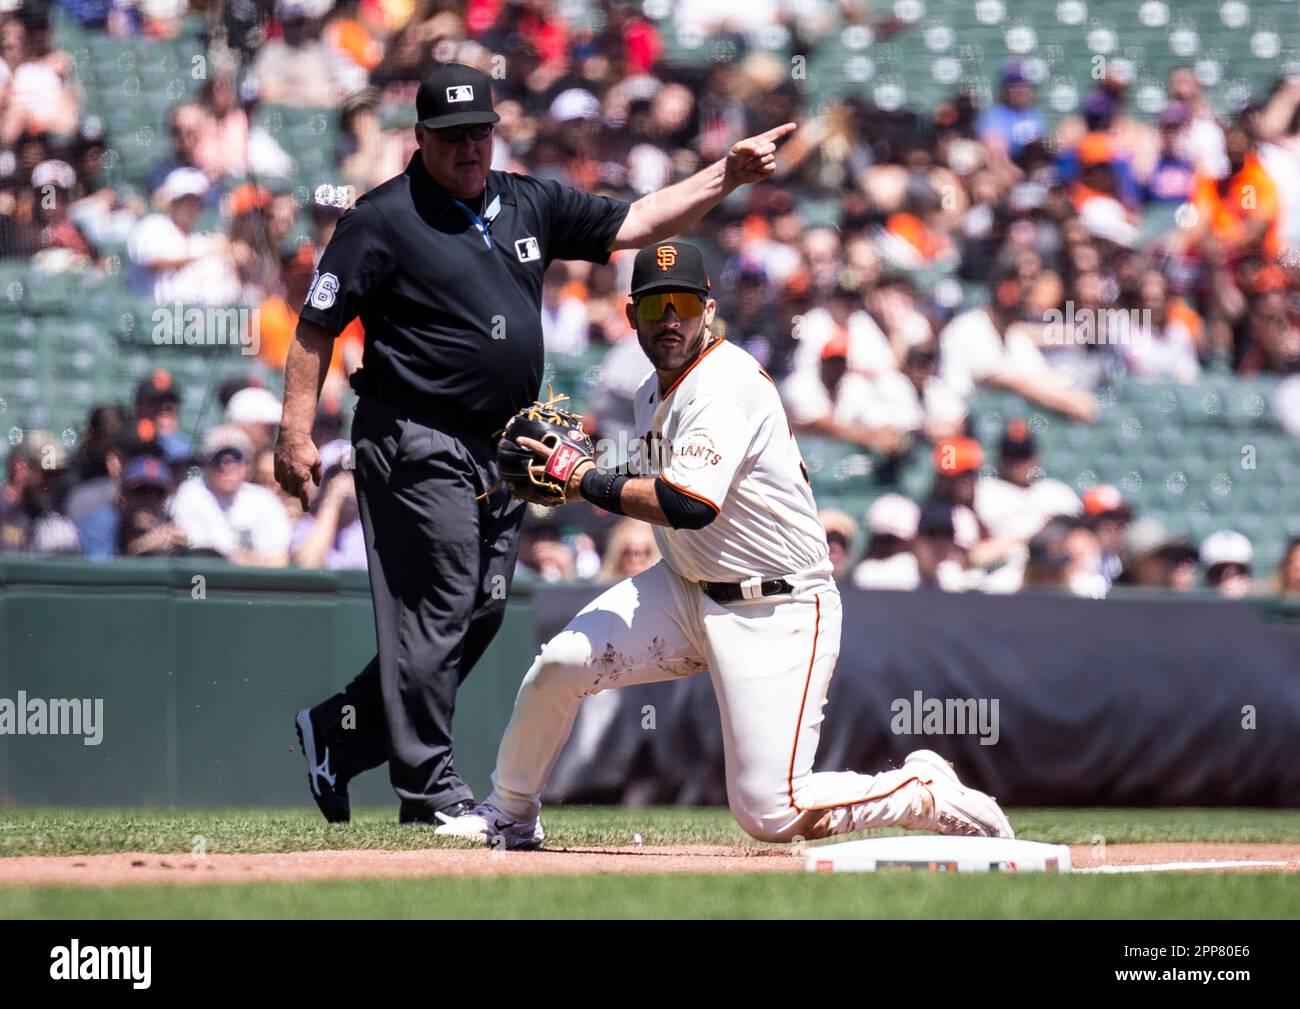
[495,391,595,507]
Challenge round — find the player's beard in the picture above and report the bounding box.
[639,320,711,375]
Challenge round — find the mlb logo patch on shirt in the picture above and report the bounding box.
[515,236,540,262]
[446,85,474,103]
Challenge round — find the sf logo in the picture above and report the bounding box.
[656,245,677,270]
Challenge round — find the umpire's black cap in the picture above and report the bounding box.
[629,241,711,298]
[416,63,500,129]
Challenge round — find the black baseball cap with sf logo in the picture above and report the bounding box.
[416,63,501,129]
[629,241,711,298]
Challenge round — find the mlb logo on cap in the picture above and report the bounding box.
[416,63,500,129]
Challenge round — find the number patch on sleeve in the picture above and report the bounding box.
[307,271,339,310]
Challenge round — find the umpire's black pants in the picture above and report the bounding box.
[312,397,525,820]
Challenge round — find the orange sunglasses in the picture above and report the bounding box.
[634,291,705,321]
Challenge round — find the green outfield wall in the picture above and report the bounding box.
[3,558,1298,809]
[0,558,533,807]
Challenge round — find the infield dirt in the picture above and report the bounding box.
[0,843,1296,887]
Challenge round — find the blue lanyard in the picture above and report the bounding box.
[453,195,496,250]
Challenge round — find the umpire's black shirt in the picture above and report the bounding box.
[300,153,630,435]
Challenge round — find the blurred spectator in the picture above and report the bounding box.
[1273,538,1300,597]
[715,258,784,368]
[975,61,1046,180]
[0,430,81,555]
[864,343,966,442]
[939,279,1098,422]
[540,262,590,356]
[928,435,982,512]
[194,73,250,181]
[851,493,920,590]
[1020,517,1106,598]
[1189,120,1284,358]
[291,439,365,570]
[31,159,95,267]
[1256,77,1300,250]
[67,406,130,559]
[116,455,188,557]
[128,168,239,305]
[169,425,291,566]
[783,325,904,455]
[1238,290,1300,376]
[133,370,192,465]
[974,420,1082,544]
[338,86,409,193]
[147,104,218,207]
[595,518,660,582]
[1117,518,1198,591]
[1082,484,1132,587]
[67,116,144,249]
[518,520,577,582]
[252,444,304,524]
[1143,102,1197,206]
[590,329,652,448]
[914,499,980,592]
[0,436,36,551]
[0,13,79,143]
[1064,116,1140,212]
[225,386,282,455]
[1166,66,1229,178]
[1200,530,1254,599]
[1120,270,1202,383]
[819,508,858,581]
[251,0,357,108]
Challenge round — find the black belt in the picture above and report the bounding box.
[700,578,794,603]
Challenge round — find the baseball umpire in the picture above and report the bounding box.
[275,62,795,824]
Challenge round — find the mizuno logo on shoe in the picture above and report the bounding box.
[312,748,336,791]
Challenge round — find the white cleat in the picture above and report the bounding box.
[432,802,545,850]
[903,749,1015,839]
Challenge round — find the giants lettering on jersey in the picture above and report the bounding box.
[671,430,722,470]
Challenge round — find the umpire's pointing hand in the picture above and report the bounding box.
[275,429,322,511]
[724,122,797,189]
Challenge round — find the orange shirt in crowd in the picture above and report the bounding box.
[258,295,363,380]
[1191,153,1283,260]
[325,18,384,71]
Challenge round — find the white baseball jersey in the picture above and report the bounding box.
[477,338,991,845]
[631,337,833,586]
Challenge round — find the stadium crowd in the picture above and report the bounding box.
[0,0,1298,598]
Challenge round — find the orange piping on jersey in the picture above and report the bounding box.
[786,595,928,813]
[793,773,929,813]
[787,594,821,813]
[660,336,726,400]
[656,476,719,515]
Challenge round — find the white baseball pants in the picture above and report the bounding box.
[486,561,930,841]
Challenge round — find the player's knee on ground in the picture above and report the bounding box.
[728,793,810,844]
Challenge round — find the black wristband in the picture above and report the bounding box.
[579,467,629,515]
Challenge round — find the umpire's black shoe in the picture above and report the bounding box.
[295,708,351,823]
[399,799,474,826]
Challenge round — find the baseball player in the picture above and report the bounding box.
[436,242,1014,848]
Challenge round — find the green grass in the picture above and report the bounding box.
[1,871,1296,920]
[1,806,1298,857]
[1,806,1296,919]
